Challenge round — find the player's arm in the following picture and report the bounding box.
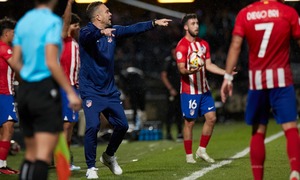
[220,35,243,103]
[177,62,200,75]
[62,0,73,38]
[224,35,242,75]
[161,70,177,96]
[205,58,226,75]
[161,71,173,90]
[114,19,171,37]
[10,46,23,73]
[79,26,104,46]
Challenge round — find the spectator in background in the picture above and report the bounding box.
[161,43,183,141]
[221,0,300,179]
[78,1,171,179]
[11,0,81,179]
[60,0,81,171]
[0,17,19,175]
[121,66,146,130]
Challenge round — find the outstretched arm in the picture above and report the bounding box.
[205,58,226,75]
[62,0,74,38]
[114,18,172,37]
[220,35,243,103]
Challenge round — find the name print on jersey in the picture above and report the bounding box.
[247,9,279,20]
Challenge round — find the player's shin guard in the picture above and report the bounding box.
[184,140,193,154]
[250,132,265,180]
[0,141,10,163]
[199,134,211,148]
[285,128,300,172]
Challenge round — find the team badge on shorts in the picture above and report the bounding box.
[86,100,92,108]
[190,109,195,116]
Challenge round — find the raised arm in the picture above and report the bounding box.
[62,0,74,38]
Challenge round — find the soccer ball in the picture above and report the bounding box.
[188,51,205,69]
[9,140,20,155]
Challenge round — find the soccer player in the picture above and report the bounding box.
[161,43,183,141]
[220,0,300,179]
[0,17,19,175]
[176,13,234,164]
[79,1,171,179]
[61,0,81,171]
[11,0,81,179]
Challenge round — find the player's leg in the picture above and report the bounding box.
[246,89,269,180]
[183,119,196,163]
[270,86,300,179]
[29,77,63,180]
[19,136,35,180]
[61,87,81,171]
[195,91,216,163]
[181,93,199,163]
[35,132,59,179]
[100,93,128,175]
[0,95,18,174]
[16,82,35,179]
[250,124,266,180]
[0,121,19,174]
[82,97,103,179]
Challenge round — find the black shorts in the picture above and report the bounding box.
[16,77,63,137]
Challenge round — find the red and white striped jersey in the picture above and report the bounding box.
[60,37,80,86]
[176,37,211,94]
[233,0,300,90]
[0,40,14,95]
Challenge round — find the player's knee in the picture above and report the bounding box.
[206,116,217,125]
[115,123,129,132]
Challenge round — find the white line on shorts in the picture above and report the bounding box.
[182,130,286,180]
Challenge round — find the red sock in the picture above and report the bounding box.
[285,128,300,172]
[184,140,193,154]
[199,134,211,148]
[0,141,10,160]
[250,132,265,180]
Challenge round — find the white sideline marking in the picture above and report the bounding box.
[182,130,287,180]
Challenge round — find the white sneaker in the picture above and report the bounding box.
[195,147,215,163]
[86,167,99,179]
[100,152,123,175]
[186,154,196,164]
[70,164,81,171]
[290,170,300,180]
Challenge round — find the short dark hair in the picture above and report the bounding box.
[86,1,103,21]
[0,17,16,36]
[71,13,81,24]
[181,13,198,25]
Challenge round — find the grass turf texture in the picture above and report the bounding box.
[3,120,291,179]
